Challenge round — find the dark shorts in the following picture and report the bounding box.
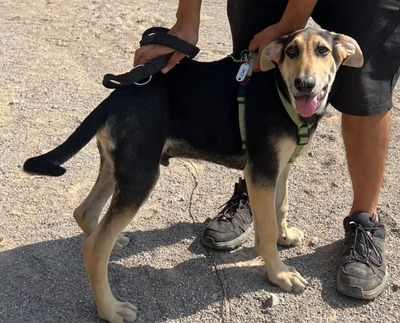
[227,0,400,116]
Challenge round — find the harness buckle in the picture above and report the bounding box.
[132,64,153,86]
[297,126,310,145]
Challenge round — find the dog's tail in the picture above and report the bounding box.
[23,99,110,177]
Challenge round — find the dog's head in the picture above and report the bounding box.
[260,27,363,118]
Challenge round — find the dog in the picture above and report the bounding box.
[23,27,363,323]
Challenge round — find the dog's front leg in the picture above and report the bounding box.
[275,164,304,247]
[244,166,307,293]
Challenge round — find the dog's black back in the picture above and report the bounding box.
[23,57,318,177]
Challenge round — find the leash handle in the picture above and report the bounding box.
[140,33,200,59]
[102,54,171,89]
[141,27,169,39]
[102,27,200,89]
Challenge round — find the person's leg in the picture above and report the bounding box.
[342,112,390,216]
[337,113,390,299]
[201,0,287,250]
[227,0,286,58]
[313,0,400,299]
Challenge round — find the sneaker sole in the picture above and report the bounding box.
[336,272,388,300]
[201,222,254,251]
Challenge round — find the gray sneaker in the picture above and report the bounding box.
[201,178,253,250]
[336,212,387,299]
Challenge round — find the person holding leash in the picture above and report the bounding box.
[134,0,400,300]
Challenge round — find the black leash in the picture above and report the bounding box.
[102,27,200,89]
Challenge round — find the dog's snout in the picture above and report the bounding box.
[294,77,316,93]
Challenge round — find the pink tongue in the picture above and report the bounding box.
[295,95,318,118]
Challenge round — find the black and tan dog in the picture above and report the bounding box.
[24,27,363,323]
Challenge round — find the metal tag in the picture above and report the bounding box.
[236,63,249,82]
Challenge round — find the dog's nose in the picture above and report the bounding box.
[294,77,316,93]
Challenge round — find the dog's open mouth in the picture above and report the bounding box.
[295,85,328,118]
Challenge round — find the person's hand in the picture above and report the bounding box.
[134,24,199,74]
[249,0,316,72]
[249,23,294,72]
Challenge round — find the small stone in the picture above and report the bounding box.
[9,100,19,105]
[211,293,218,300]
[307,151,314,157]
[262,294,279,308]
[309,236,319,246]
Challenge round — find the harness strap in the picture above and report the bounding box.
[237,51,258,150]
[276,86,314,163]
[236,52,313,163]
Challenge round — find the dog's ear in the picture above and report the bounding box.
[333,33,364,68]
[260,38,286,72]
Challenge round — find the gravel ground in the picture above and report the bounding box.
[1,1,400,322]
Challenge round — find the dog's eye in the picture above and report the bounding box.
[316,46,330,56]
[285,46,298,59]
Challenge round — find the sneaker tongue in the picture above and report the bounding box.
[295,95,318,118]
[351,212,375,230]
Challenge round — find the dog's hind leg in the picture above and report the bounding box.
[275,164,304,247]
[73,139,130,250]
[82,203,140,323]
[82,132,163,323]
[73,141,114,237]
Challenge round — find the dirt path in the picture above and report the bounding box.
[1,1,400,322]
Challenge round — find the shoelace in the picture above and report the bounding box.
[216,193,249,222]
[350,221,382,267]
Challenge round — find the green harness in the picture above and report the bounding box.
[236,51,314,164]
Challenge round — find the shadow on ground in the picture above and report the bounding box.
[0,222,368,322]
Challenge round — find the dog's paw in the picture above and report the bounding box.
[113,234,130,251]
[268,263,307,293]
[278,227,304,247]
[99,300,138,323]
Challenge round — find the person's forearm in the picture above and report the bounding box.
[176,0,202,30]
[279,0,318,32]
